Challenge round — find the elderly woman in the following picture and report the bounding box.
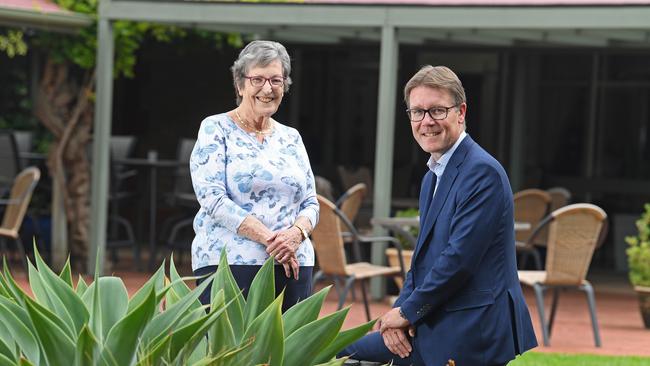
[190,40,318,311]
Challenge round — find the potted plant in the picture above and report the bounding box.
[385,208,418,289]
[625,203,650,329]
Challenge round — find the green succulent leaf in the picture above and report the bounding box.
[283,307,349,366]
[135,333,172,366]
[240,292,284,366]
[24,297,75,366]
[192,338,254,366]
[76,274,89,296]
[58,257,73,287]
[312,319,377,365]
[19,358,35,366]
[27,261,76,337]
[0,337,16,363]
[99,287,157,366]
[314,357,349,366]
[128,260,166,313]
[1,259,28,304]
[82,277,129,340]
[33,249,89,334]
[283,285,331,337]
[0,353,16,366]
[214,249,245,340]
[0,298,40,364]
[169,291,235,363]
[166,255,196,309]
[74,325,99,366]
[208,290,236,356]
[141,273,214,347]
[243,256,275,328]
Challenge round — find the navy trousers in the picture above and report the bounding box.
[339,332,508,366]
[339,331,424,365]
[194,264,312,313]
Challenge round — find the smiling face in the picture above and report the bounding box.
[237,60,285,120]
[408,86,466,161]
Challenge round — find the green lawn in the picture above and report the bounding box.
[510,352,650,366]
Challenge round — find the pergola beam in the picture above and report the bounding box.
[100,2,650,30]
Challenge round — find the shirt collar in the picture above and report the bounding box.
[426,131,467,177]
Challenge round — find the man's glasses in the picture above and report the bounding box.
[244,75,286,88]
[406,105,458,122]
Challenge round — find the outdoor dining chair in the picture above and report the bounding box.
[518,203,607,347]
[547,187,572,212]
[336,182,367,226]
[159,138,199,265]
[532,186,574,250]
[514,188,552,269]
[0,167,40,271]
[311,194,405,321]
[107,135,140,268]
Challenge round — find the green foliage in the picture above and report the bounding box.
[510,351,650,365]
[394,208,419,249]
[626,203,650,287]
[0,246,369,365]
[1,0,241,79]
[0,30,27,58]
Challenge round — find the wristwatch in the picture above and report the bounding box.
[293,223,309,241]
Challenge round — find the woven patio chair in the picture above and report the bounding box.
[336,182,367,225]
[514,188,552,269]
[311,194,405,321]
[533,187,573,249]
[0,167,40,271]
[518,203,607,347]
[547,187,572,212]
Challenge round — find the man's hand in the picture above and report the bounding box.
[379,307,410,333]
[381,327,412,359]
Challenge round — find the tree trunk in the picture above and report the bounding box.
[34,57,95,272]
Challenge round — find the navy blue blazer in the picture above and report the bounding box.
[394,136,537,365]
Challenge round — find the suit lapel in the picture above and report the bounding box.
[419,171,436,223]
[413,136,474,261]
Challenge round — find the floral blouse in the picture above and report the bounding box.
[190,113,319,270]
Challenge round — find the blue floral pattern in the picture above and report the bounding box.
[190,113,319,270]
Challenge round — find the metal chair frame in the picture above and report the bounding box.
[312,195,405,321]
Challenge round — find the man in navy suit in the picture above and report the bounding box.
[340,66,537,365]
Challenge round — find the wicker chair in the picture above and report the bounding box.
[514,188,552,269]
[533,187,573,250]
[547,187,572,212]
[0,167,40,271]
[336,182,367,225]
[311,194,405,321]
[518,203,607,347]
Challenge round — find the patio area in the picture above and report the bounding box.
[6,257,650,358]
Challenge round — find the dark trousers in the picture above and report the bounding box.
[338,331,423,366]
[339,332,508,366]
[194,264,313,313]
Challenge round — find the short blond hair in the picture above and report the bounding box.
[403,65,466,107]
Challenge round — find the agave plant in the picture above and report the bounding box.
[0,247,373,365]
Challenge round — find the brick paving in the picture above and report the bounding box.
[7,260,650,357]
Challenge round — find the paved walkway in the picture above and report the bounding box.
[8,263,650,357]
